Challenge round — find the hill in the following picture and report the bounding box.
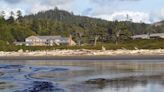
[0,8,164,45]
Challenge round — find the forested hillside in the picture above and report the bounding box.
[0,8,164,45]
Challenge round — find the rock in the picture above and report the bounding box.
[86,78,109,84]
[85,78,109,89]
[16,81,65,92]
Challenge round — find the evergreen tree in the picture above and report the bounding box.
[0,11,5,20]
[7,11,15,24]
[16,10,23,23]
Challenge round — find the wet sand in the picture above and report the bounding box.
[0,55,164,60]
[0,59,164,92]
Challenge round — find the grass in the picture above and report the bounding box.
[0,39,164,51]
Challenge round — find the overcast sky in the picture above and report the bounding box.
[0,0,164,23]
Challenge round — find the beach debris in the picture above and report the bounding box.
[134,47,139,50]
[102,46,106,51]
[18,49,23,53]
[0,49,164,56]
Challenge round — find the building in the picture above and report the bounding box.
[15,35,76,46]
[132,33,164,39]
[131,34,150,39]
[150,33,164,38]
[14,42,26,46]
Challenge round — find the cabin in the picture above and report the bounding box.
[150,33,164,39]
[131,34,150,39]
[132,33,164,39]
[15,35,76,46]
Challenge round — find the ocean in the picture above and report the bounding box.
[0,58,163,92]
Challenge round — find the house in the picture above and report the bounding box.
[131,34,150,39]
[15,35,76,46]
[150,33,164,38]
[132,33,164,39]
[14,42,26,46]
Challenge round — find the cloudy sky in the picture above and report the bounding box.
[0,0,164,23]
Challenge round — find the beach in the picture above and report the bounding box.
[0,49,164,56]
[0,49,164,60]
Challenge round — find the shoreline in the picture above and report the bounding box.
[0,49,164,60]
[1,55,164,60]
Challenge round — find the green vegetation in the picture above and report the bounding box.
[0,39,164,51]
[0,8,164,51]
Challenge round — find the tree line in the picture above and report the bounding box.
[0,8,164,46]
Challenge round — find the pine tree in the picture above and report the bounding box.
[7,11,15,24]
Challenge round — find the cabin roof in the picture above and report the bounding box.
[26,36,61,40]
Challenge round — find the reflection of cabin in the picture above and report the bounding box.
[15,36,76,46]
[132,33,164,39]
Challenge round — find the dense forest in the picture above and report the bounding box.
[0,7,164,46]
